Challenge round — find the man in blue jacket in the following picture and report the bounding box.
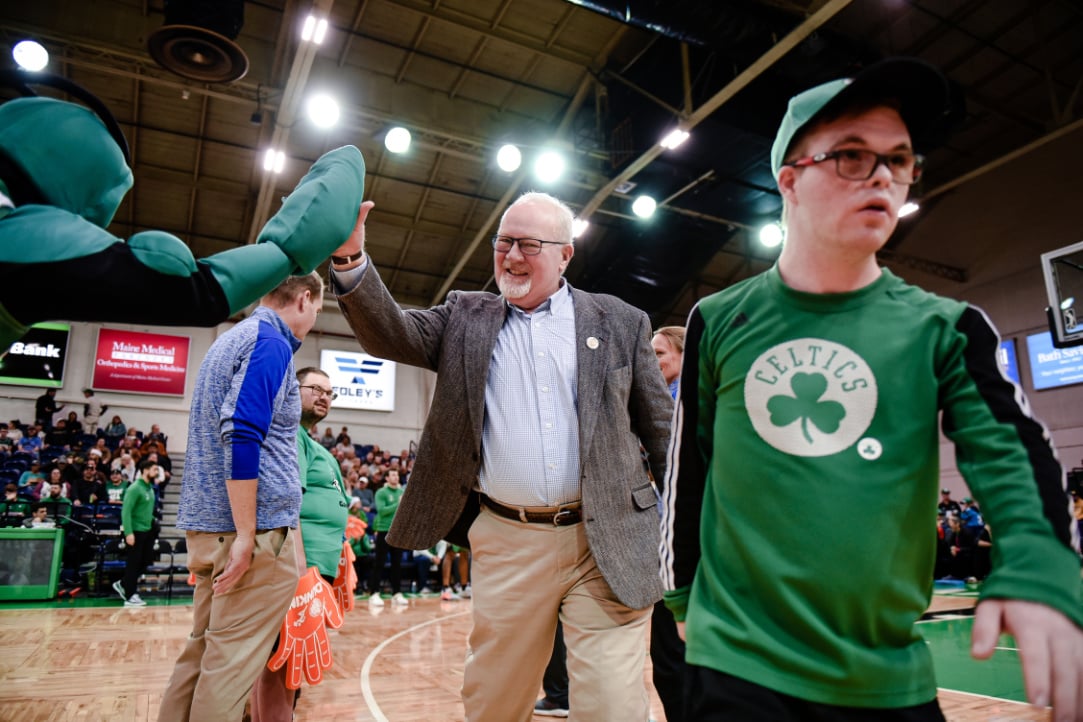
[159,272,325,722]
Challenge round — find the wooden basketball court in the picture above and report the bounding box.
[0,589,1052,721]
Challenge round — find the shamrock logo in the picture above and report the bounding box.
[766,372,845,444]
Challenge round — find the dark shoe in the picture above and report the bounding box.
[534,698,569,718]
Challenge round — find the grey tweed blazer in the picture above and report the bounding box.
[337,263,672,609]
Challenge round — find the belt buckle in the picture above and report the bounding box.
[552,507,577,526]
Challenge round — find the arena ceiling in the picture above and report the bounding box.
[2,0,1082,327]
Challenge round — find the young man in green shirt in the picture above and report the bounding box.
[115,458,159,607]
[368,468,406,606]
[661,57,1083,721]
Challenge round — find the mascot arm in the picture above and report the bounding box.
[0,145,365,345]
[0,210,280,341]
[256,144,365,276]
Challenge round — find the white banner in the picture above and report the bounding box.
[320,349,396,412]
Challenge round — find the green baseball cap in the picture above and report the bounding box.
[770,57,958,179]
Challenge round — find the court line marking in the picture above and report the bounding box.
[937,686,1039,708]
[915,618,1021,652]
[360,608,473,722]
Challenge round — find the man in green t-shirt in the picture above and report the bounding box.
[251,366,352,719]
[660,57,1083,721]
[114,458,159,608]
[367,468,405,606]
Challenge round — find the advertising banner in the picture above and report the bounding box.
[91,329,191,396]
[997,338,1019,385]
[321,349,396,412]
[0,323,70,388]
[1026,331,1083,391]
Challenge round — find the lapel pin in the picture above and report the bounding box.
[586,336,599,349]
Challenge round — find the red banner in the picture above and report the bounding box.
[91,329,191,396]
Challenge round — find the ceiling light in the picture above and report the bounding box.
[758,222,784,248]
[660,128,690,150]
[898,201,919,218]
[302,15,329,44]
[533,150,566,185]
[263,149,285,174]
[572,218,589,239]
[632,195,657,219]
[306,94,340,128]
[384,127,412,154]
[13,40,48,71]
[496,144,522,173]
[1061,296,1075,311]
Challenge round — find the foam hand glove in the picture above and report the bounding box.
[332,541,358,613]
[267,567,345,689]
[345,514,367,540]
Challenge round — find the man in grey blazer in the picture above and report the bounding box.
[330,191,672,721]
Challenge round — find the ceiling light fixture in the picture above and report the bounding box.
[632,195,657,219]
[660,128,690,150]
[13,40,49,71]
[496,144,522,173]
[306,93,340,128]
[384,127,412,154]
[758,222,784,248]
[534,150,566,185]
[898,201,920,218]
[263,149,285,173]
[572,218,589,239]
[301,15,329,44]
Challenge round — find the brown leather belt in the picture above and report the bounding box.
[480,494,582,526]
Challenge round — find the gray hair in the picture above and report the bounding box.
[505,191,576,245]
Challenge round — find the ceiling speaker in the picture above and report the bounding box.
[147,0,249,83]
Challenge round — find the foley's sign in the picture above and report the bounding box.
[320,349,396,412]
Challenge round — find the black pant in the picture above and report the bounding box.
[120,529,157,598]
[541,620,568,706]
[685,665,946,722]
[368,531,403,594]
[650,600,687,722]
[543,605,686,718]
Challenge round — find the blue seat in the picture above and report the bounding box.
[40,448,65,463]
[71,504,98,529]
[10,451,36,465]
[94,504,123,534]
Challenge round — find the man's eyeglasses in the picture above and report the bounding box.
[491,235,569,256]
[299,385,337,401]
[783,148,925,185]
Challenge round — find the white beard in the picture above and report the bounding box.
[497,272,531,300]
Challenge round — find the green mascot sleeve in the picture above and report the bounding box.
[205,144,366,314]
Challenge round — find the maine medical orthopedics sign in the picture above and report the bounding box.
[321,349,396,411]
[92,329,191,396]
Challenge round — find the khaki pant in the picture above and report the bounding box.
[463,507,651,722]
[158,528,298,722]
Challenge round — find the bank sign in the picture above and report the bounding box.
[320,349,396,412]
[0,323,70,388]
